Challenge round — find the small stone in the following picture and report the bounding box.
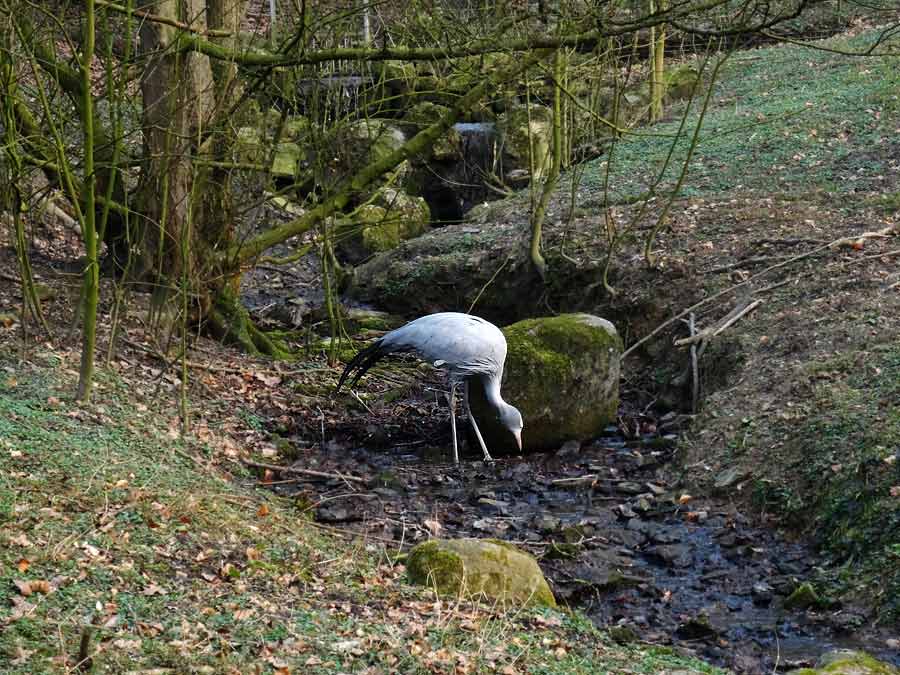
[676,614,718,640]
[645,482,666,495]
[615,504,637,519]
[645,544,693,568]
[477,498,509,515]
[633,497,653,513]
[533,514,561,533]
[752,582,774,606]
[556,440,581,456]
[617,481,644,495]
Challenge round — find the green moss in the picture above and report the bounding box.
[664,66,701,101]
[407,538,556,608]
[784,582,822,610]
[792,650,900,674]
[471,314,622,452]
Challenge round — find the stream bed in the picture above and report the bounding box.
[262,421,900,674]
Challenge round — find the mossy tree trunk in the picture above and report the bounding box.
[136,0,281,354]
[649,0,666,123]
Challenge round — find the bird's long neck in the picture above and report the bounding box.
[482,374,507,412]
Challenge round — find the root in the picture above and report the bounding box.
[208,286,292,359]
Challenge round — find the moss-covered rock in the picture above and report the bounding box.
[784,581,823,610]
[406,538,555,608]
[335,188,430,263]
[367,60,418,115]
[271,142,301,178]
[401,101,462,161]
[664,66,701,102]
[497,104,553,182]
[316,119,407,188]
[792,649,900,674]
[234,126,265,164]
[469,314,622,453]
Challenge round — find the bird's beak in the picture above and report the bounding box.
[513,429,522,452]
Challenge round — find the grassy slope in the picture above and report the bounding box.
[576,28,900,618]
[580,30,900,203]
[0,352,721,673]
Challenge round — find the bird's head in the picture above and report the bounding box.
[498,403,524,451]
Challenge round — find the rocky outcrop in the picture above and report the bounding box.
[334,188,430,263]
[470,314,622,453]
[406,538,556,608]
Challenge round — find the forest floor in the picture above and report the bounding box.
[0,285,723,674]
[2,20,900,675]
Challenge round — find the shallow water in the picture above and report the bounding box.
[271,428,900,673]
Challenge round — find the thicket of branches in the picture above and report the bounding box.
[2,0,892,405]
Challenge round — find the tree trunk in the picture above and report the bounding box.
[136,0,282,352]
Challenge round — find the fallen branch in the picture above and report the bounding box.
[621,226,890,359]
[673,299,762,346]
[551,474,598,487]
[240,458,368,485]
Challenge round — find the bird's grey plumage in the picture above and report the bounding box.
[337,312,523,462]
[379,313,507,383]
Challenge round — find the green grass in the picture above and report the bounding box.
[578,30,900,202]
[0,354,724,673]
[747,342,900,618]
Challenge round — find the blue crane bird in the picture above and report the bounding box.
[337,312,523,462]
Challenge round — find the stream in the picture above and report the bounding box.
[261,417,900,674]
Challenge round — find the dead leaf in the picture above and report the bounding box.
[142,583,166,596]
[112,638,142,650]
[890,486,900,498]
[14,579,33,596]
[9,533,33,547]
[8,595,35,621]
[423,518,442,537]
[246,547,261,561]
[29,580,51,594]
[233,608,254,620]
[257,504,270,517]
[678,494,693,504]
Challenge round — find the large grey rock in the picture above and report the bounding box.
[470,314,622,453]
[406,538,556,608]
[334,188,430,263]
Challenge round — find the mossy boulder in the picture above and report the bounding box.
[335,188,430,263]
[664,66,701,102]
[407,538,555,608]
[234,126,265,164]
[271,142,301,178]
[792,650,900,675]
[470,314,622,453]
[497,104,553,182]
[401,102,462,161]
[312,119,407,189]
[367,60,418,115]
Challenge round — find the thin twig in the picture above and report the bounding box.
[240,458,368,484]
[673,299,762,346]
[689,312,699,414]
[622,229,878,359]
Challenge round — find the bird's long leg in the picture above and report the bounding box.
[449,382,459,464]
[464,380,493,462]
